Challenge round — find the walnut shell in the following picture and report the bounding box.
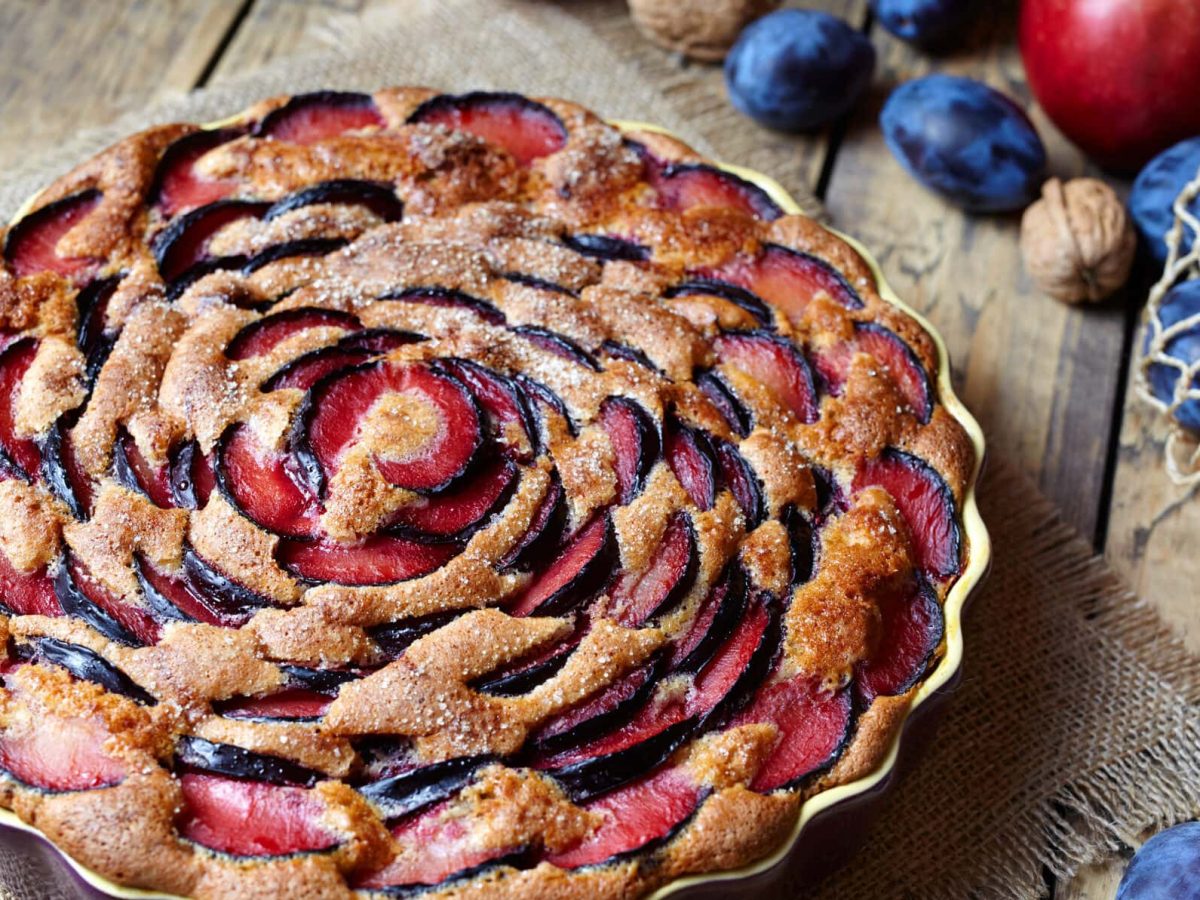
[1019,177,1136,305]
[628,0,782,62]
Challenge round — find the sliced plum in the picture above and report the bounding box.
[856,576,943,705]
[111,429,173,509]
[256,90,384,144]
[732,676,853,792]
[696,369,752,439]
[74,275,119,384]
[609,513,697,626]
[408,91,567,165]
[711,437,766,528]
[214,425,319,538]
[389,456,517,539]
[653,163,783,221]
[369,610,461,658]
[183,547,276,619]
[0,714,125,792]
[151,199,269,284]
[53,554,149,646]
[0,338,42,481]
[562,233,650,262]
[704,244,863,325]
[358,754,495,821]
[663,279,773,328]
[532,652,667,754]
[241,237,349,274]
[19,636,154,705]
[853,448,961,579]
[784,505,817,587]
[502,272,578,297]
[277,534,456,586]
[177,772,340,857]
[298,361,483,497]
[262,329,422,393]
[435,358,536,459]
[0,551,59,618]
[811,465,846,522]
[265,178,403,223]
[599,396,660,504]
[600,340,662,375]
[507,513,616,617]
[515,374,578,438]
[378,286,506,327]
[545,765,703,870]
[499,476,567,576]
[40,412,94,519]
[177,735,320,786]
[713,330,819,424]
[4,190,101,280]
[512,325,600,371]
[670,564,748,673]
[132,553,241,628]
[150,128,241,217]
[215,688,332,723]
[664,418,717,511]
[168,440,215,509]
[816,322,932,423]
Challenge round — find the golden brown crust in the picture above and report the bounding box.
[0,87,976,899]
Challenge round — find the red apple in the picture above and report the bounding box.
[1019,0,1200,173]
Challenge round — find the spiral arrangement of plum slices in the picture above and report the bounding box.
[0,88,973,898]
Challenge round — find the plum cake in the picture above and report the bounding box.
[0,88,977,899]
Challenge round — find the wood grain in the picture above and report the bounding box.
[822,1,1128,542]
[0,0,247,170]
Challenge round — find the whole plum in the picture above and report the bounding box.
[880,74,1046,212]
[871,0,971,47]
[1130,137,1200,264]
[1117,822,1200,899]
[724,9,875,132]
[1143,280,1200,433]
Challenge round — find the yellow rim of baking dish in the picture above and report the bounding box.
[0,117,991,900]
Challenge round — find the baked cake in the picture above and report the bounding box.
[0,88,976,899]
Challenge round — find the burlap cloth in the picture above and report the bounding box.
[2,2,1199,897]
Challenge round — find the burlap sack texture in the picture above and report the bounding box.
[2,1,1198,897]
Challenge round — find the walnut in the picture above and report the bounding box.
[1020,177,1136,304]
[628,0,781,62]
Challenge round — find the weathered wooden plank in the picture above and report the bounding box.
[822,4,1128,541]
[0,0,247,170]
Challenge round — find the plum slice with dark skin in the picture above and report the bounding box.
[167,440,215,509]
[358,754,495,821]
[600,340,662,376]
[854,448,961,579]
[502,272,578,297]
[41,411,94,519]
[183,546,276,619]
[562,233,650,262]
[713,330,819,424]
[149,128,242,217]
[378,286,507,326]
[241,237,349,274]
[265,178,404,223]
[670,564,748,673]
[515,374,579,438]
[711,437,766,528]
[856,576,943,706]
[256,90,384,144]
[696,369,752,439]
[215,424,320,538]
[702,244,863,325]
[132,552,243,628]
[54,554,158,646]
[472,624,580,697]
[297,361,483,497]
[815,321,933,423]
[435,358,537,460]
[499,475,567,575]
[262,329,424,393]
[507,513,616,618]
[369,610,461,658]
[732,675,854,793]
[609,513,697,627]
[784,505,817,587]
[276,534,457,586]
[545,765,704,870]
[408,91,568,165]
[0,338,43,481]
[0,551,59,618]
[4,190,101,280]
[388,456,518,540]
[18,636,155,705]
[663,279,774,328]
[112,429,174,509]
[0,713,126,793]
[74,276,120,385]
[599,396,660,504]
[215,688,332,723]
[664,418,717,511]
[512,325,600,371]
[177,736,322,786]
[151,199,269,284]
[652,163,783,221]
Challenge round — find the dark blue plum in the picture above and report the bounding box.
[1143,280,1200,433]
[724,9,876,133]
[880,74,1046,212]
[1117,822,1200,900]
[871,0,970,47]
[1130,137,1200,264]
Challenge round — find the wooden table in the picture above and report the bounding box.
[4,0,1194,895]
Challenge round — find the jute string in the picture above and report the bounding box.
[2,2,1198,897]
